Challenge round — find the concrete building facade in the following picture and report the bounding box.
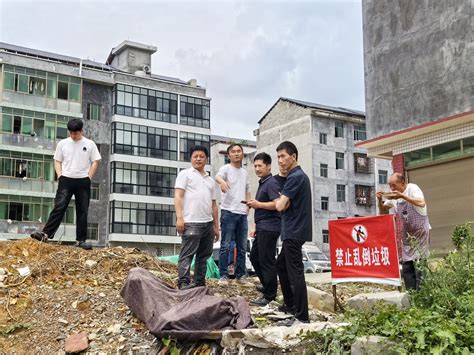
[359,0,474,253]
[0,41,212,255]
[255,97,391,254]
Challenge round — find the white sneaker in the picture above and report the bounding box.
[218,277,229,285]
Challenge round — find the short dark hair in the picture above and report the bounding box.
[254,152,272,165]
[67,119,83,132]
[190,145,209,158]
[276,141,298,160]
[226,143,243,154]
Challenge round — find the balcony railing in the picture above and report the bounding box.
[0,133,57,151]
[0,176,58,194]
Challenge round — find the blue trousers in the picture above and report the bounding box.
[219,210,248,279]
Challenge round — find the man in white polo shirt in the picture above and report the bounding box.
[30,119,101,250]
[175,145,220,290]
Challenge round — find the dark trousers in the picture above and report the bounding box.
[276,239,309,321]
[43,176,91,241]
[178,222,214,287]
[402,260,423,290]
[249,230,279,300]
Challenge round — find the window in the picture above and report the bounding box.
[354,153,370,173]
[319,133,327,145]
[0,194,73,224]
[114,84,178,123]
[87,103,101,120]
[378,170,388,184]
[87,223,99,241]
[111,162,177,198]
[0,150,57,181]
[180,96,210,128]
[2,66,81,102]
[321,196,329,210]
[112,122,178,160]
[320,163,328,178]
[91,183,100,200]
[336,152,344,170]
[322,229,329,244]
[180,131,210,162]
[335,122,344,138]
[355,185,372,205]
[354,124,367,141]
[110,200,175,236]
[336,184,345,202]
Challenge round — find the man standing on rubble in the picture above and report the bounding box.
[247,152,282,306]
[175,145,219,290]
[275,141,311,325]
[30,119,101,250]
[377,173,430,290]
[216,143,251,285]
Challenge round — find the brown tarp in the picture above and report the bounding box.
[120,267,252,340]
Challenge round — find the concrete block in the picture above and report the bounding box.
[351,335,397,355]
[347,291,410,311]
[306,286,334,313]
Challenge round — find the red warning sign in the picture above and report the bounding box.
[329,215,401,286]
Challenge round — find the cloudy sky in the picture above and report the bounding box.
[0,0,364,140]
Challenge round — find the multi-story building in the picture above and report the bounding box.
[254,97,391,253]
[358,0,473,253]
[0,41,211,255]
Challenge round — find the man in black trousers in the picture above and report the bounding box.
[247,152,282,306]
[275,141,312,325]
[30,119,101,249]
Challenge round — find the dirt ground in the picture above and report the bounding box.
[0,239,388,353]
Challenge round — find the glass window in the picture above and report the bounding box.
[354,125,367,141]
[321,197,329,211]
[1,114,12,132]
[336,152,344,170]
[463,137,474,154]
[378,170,388,184]
[3,71,15,91]
[322,230,329,244]
[21,117,33,135]
[87,103,101,120]
[57,81,68,100]
[337,184,345,202]
[47,79,57,98]
[180,131,210,162]
[432,141,461,161]
[320,163,328,178]
[18,74,29,93]
[91,183,100,200]
[319,132,327,145]
[335,122,344,138]
[69,83,80,102]
[404,148,431,168]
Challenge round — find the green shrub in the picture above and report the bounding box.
[306,222,474,354]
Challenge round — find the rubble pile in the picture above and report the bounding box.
[0,239,200,353]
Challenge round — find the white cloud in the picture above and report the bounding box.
[0,0,364,139]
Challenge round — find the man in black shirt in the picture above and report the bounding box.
[246,152,282,306]
[275,141,312,324]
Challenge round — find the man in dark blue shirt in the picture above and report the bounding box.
[276,141,312,324]
[246,152,282,306]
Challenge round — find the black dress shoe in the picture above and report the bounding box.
[278,317,310,327]
[256,284,265,293]
[76,241,92,250]
[30,231,48,242]
[277,304,296,315]
[250,296,273,306]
